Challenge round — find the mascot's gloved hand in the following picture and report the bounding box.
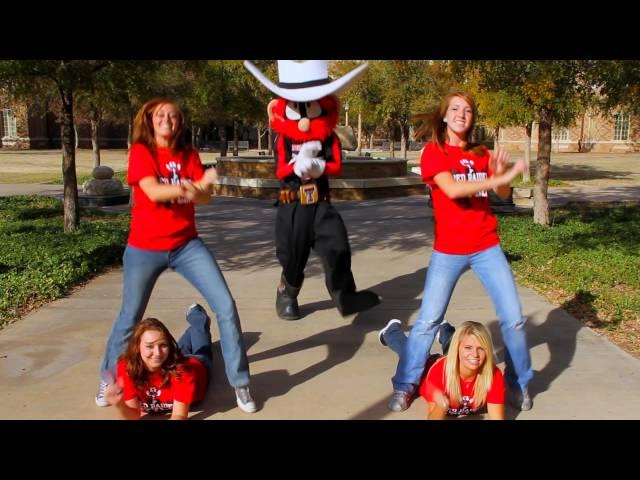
[290,141,325,179]
[307,157,326,178]
[293,155,313,178]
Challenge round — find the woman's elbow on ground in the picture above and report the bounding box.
[486,402,505,420]
[169,413,189,420]
[427,402,448,420]
[170,400,191,420]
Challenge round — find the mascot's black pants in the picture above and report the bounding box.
[275,200,357,296]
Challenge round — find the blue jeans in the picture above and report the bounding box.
[179,305,214,379]
[384,322,409,357]
[100,238,250,387]
[392,244,533,393]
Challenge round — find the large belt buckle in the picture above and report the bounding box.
[299,183,318,205]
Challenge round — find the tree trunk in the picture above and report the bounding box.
[127,110,134,150]
[534,109,552,226]
[90,106,100,168]
[578,113,585,153]
[400,122,407,159]
[257,127,263,151]
[232,120,239,156]
[74,124,79,149]
[356,112,362,156]
[389,126,394,159]
[219,125,228,157]
[60,88,79,232]
[523,122,532,183]
[191,122,196,148]
[369,134,374,150]
[268,127,273,155]
[494,126,500,150]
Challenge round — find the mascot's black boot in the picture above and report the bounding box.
[276,275,301,320]
[333,289,381,316]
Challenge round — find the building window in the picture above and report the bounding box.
[614,112,630,141]
[553,127,569,141]
[1,109,17,139]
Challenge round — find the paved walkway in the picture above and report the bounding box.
[1,195,639,419]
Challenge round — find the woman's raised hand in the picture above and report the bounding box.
[489,147,510,176]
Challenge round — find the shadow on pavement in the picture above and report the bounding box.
[190,268,428,419]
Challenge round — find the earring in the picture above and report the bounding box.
[443,118,448,123]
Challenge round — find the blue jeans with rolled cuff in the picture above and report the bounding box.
[178,304,214,385]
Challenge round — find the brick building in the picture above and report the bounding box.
[496,111,640,153]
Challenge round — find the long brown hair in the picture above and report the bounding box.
[121,317,185,389]
[413,90,485,156]
[132,97,189,153]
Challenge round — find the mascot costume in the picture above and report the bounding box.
[244,60,380,320]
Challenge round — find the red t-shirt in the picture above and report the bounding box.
[117,357,208,414]
[421,142,500,254]
[127,143,205,250]
[419,356,505,416]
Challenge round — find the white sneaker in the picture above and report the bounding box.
[235,386,257,413]
[95,380,109,407]
[435,320,450,343]
[378,319,401,347]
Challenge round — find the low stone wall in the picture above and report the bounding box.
[212,155,425,201]
[214,156,409,179]
[215,182,426,201]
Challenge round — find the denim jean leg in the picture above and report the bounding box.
[172,238,250,387]
[100,245,167,379]
[179,327,214,374]
[178,306,214,373]
[383,323,408,357]
[471,245,533,392]
[392,250,468,392]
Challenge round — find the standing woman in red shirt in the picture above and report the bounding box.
[386,90,533,413]
[96,98,255,414]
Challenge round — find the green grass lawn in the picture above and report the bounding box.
[499,205,640,354]
[0,196,130,328]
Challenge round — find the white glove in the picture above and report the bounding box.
[307,157,326,178]
[293,155,313,178]
[290,141,324,179]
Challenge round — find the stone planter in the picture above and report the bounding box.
[210,156,426,200]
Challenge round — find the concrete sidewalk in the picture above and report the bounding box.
[0,183,66,197]
[1,195,639,419]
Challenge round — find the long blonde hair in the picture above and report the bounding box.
[443,321,495,407]
[413,90,485,157]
